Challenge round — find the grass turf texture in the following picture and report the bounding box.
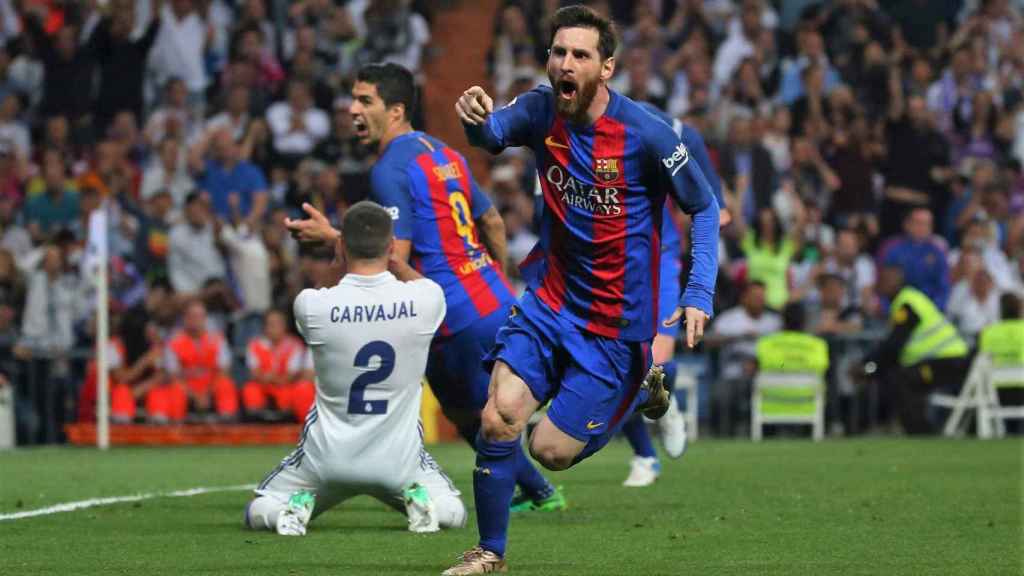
[1,439,1021,575]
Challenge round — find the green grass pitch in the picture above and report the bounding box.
[1,439,1021,575]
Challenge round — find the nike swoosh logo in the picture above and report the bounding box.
[586,421,603,430]
[545,136,570,150]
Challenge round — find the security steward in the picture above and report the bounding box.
[862,266,970,434]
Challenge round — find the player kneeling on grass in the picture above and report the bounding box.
[245,201,467,536]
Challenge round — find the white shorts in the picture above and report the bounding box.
[251,445,463,523]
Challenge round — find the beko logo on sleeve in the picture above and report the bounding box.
[661,142,690,176]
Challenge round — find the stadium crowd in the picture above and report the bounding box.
[0,0,1021,444]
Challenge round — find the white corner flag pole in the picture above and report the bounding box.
[88,201,110,450]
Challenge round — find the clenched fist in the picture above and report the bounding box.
[455,86,494,125]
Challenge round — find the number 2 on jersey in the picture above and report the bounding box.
[348,341,394,415]
[448,191,480,249]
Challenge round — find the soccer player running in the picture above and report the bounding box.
[285,64,563,511]
[245,201,467,536]
[447,5,719,574]
[620,102,728,487]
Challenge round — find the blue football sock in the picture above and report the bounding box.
[474,434,518,557]
[662,360,678,393]
[514,443,554,501]
[623,415,657,459]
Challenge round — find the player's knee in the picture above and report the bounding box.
[528,441,574,471]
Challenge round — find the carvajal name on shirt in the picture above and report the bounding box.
[330,301,418,323]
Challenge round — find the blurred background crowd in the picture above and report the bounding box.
[0,0,1021,444]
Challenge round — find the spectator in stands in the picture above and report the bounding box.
[733,190,804,311]
[712,0,761,92]
[145,78,198,148]
[720,116,777,224]
[24,153,79,243]
[358,0,431,73]
[827,114,881,230]
[788,135,841,217]
[0,93,30,160]
[810,273,864,337]
[229,24,285,97]
[0,247,22,325]
[883,87,954,237]
[821,228,877,312]
[266,79,329,167]
[89,0,163,133]
[133,189,175,282]
[0,140,21,205]
[191,129,268,225]
[78,139,138,200]
[204,84,252,143]
[0,196,29,269]
[14,246,80,443]
[167,192,226,297]
[140,138,193,208]
[219,191,271,352]
[149,0,209,111]
[241,309,314,422]
[705,281,782,435]
[878,208,951,310]
[761,106,792,173]
[949,217,1018,292]
[778,27,839,105]
[947,252,1002,341]
[163,300,239,421]
[22,5,93,123]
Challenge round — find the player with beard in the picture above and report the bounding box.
[284,63,563,515]
[446,5,719,574]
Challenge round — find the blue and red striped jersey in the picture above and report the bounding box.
[370,131,515,336]
[466,86,720,342]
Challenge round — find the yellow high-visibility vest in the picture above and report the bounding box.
[890,287,968,367]
[756,331,830,374]
[979,319,1024,366]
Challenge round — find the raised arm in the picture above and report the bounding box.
[457,86,547,154]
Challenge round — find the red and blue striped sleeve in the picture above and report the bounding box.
[369,163,413,240]
[645,121,720,317]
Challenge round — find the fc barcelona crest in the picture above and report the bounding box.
[595,158,620,182]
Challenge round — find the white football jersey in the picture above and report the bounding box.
[293,271,445,492]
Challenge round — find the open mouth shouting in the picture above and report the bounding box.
[352,116,369,140]
[557,78,578,102]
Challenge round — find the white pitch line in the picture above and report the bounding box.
[0,484,256,521]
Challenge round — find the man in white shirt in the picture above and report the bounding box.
[149,0,208,102]
[167,192,226,296]
[705,281,781,435]
[245,201,466,536]
[265,79,329,161]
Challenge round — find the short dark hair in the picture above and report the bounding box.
[356,63,417,121]
[342,201,393,260]
[549,5,618,60]
[1000,292,1022,320]
[782,303,806,331]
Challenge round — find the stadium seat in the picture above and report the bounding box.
[935,354,1024,439]
[751,372,824,442]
